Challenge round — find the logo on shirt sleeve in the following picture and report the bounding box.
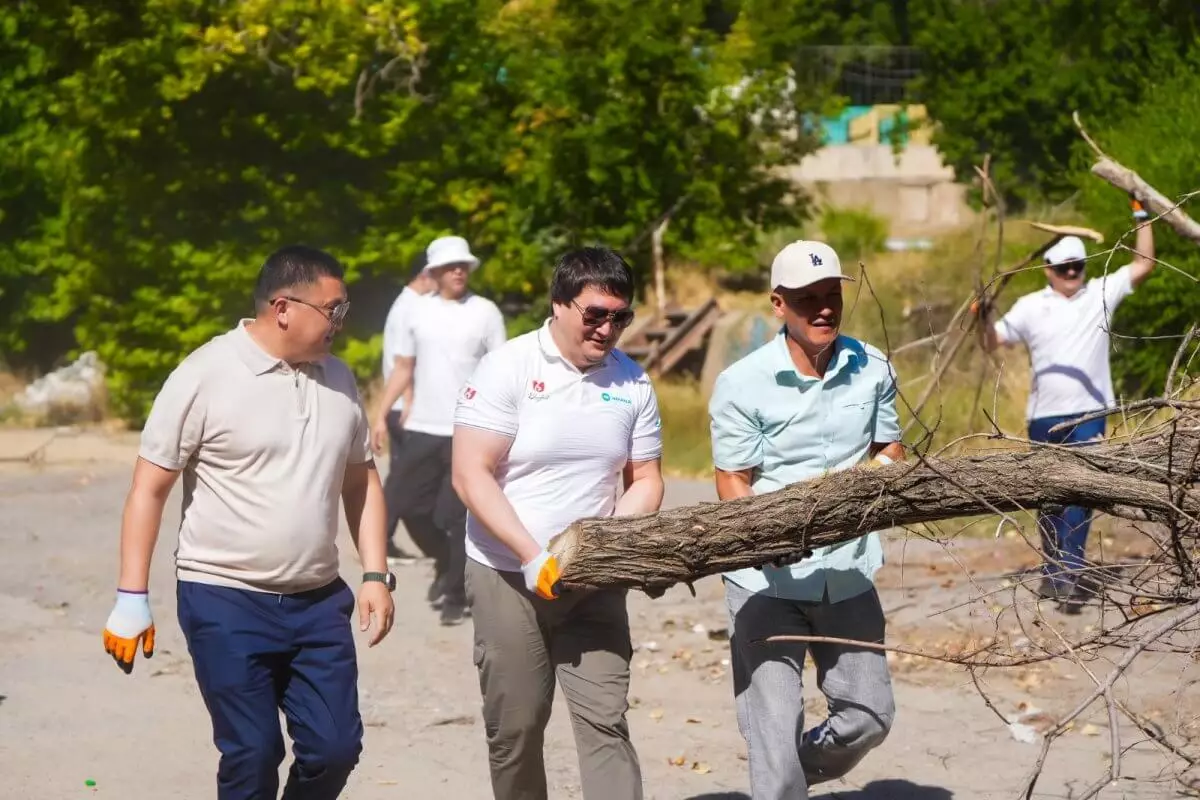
[460,384,477,406]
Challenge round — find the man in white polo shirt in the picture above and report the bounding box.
[101,245,396,800]
[371,235,506,625]
[451,246,665,800]
[983,200,1156,612]
[710,240,903,800]
[380,250,436,563]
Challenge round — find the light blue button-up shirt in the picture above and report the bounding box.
[708,330,901,602]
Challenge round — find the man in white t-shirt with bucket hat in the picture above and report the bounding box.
[451,246,665,800]
[371,235,506,626]
[379,250,436,563]
[983,199,1156,613]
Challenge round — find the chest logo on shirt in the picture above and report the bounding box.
[527,380,548,400]
[600,391,632,405]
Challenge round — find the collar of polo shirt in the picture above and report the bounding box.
[536,318,612,373]
[233,319,327,375]
[1042,281,1089,301]
[770,328,862,384]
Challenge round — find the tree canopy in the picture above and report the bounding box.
[2,0,1198,421]
[0,0,829,422]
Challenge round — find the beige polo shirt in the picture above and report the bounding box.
[138,320,372,594]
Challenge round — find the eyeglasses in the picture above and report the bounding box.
[276,295,351,326]
[573,300,635,329]
[1049,260,1085,277]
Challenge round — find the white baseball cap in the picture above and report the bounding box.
[770,240,853,290]
[425,236,481,272]
[1044,235,1087,265]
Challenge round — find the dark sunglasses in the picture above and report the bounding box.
[573,300,634,328]
[276,295,351,326]
[1049,259,1085,277]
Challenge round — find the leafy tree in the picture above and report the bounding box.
[910,0,1200,206]
[1074,58,1200,399]
[0,0,830,423]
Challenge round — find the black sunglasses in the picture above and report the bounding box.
[1049,259,1085,277]
[572,300,634,328]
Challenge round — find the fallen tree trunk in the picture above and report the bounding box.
[548,421,1200,595]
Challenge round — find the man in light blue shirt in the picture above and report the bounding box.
[709,239,905,800]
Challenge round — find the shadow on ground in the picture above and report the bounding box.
[687,781,953,800]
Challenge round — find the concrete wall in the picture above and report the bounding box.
[784,142,974,234]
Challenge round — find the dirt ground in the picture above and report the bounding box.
[1,428,1196,800]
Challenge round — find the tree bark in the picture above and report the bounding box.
[1089,158,1200,245]
[548,423,1200,595]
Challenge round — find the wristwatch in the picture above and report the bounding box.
[362,571,397,592]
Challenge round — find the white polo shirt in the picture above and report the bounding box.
[138,320,372,594]
[397,292,506,437]
[995,265,1134,420]
[453,320,664,572]
[380,286,430,412]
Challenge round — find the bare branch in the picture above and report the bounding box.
[1075,110,1200,244]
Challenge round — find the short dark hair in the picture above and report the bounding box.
[253,245,346,309]
[408,250,428,281]
[549,247,634,306]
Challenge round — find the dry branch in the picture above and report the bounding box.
[549,421,1200,595]
[899,233,1069,437]
[1018,221,1105,243]
[1074,110,1200,244]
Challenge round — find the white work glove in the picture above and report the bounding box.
[102,590,155,673]
[520,549,562,600]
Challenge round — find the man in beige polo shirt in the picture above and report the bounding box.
[101,245,396,800]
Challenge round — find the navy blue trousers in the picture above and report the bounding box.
[1027,414,1108,589]
[178,579,363,800]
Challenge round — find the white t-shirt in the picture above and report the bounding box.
[398,292,506,437]
[380,286,431,411]
[139,321,371,594]
[454,320,664,572]
[995,265,1135,420]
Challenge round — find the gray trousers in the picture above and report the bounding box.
[466,559,643,800]
[725,580,895,800]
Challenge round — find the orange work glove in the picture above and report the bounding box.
[1131,195,1149,221]
[860,452,895,470]
[103,590,155,673]
[520,550,562,600]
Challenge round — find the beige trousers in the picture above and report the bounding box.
[466,559,643,800]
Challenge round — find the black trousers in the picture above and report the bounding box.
[382,417,467,607]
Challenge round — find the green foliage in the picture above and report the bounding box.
[1075,59,1200,399]
[911,0,1200,207]
[818,206,887,262]
[654,376,714,478]
[0,0,832,424]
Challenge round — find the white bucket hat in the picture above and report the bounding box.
[425,236,481,272]
[770,240,854,290]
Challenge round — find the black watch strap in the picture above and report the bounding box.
[362,571,396,592]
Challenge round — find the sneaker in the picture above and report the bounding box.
[387,542,418,565]
[1035,578,1070,600]
[427,573,447,607]
[439,603,467,627]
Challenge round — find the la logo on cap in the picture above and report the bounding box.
[810,253,823,267]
